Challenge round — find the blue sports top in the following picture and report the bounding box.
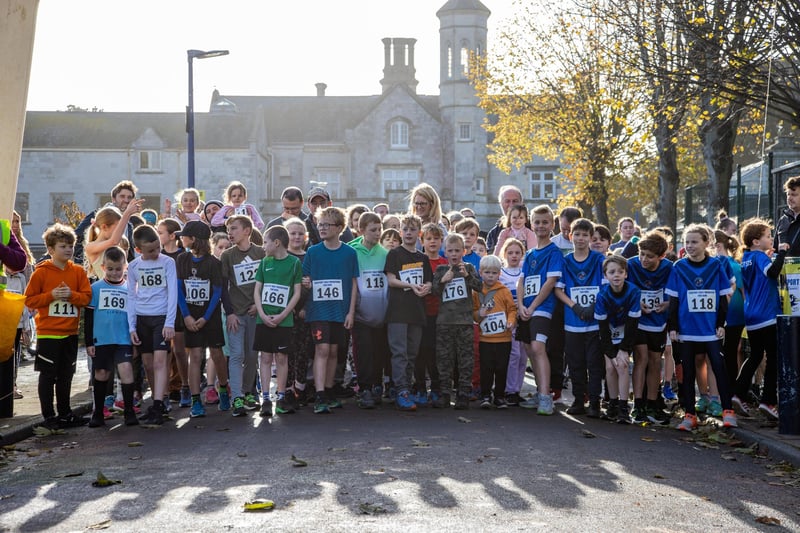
[665,256,732,342]
[88,279,132,346]
[594,281,641,345]
[302,242,359,323]
[520,242,564,318]
[740,250,781,330]
[626,257,672,333]
[557,250,606,332]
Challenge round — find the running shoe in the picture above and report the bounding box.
[505,392,521,406]
[519,395,540,409]
[708,399,723,417]
[357,389,376,409]
[275,397,295,414]
[587,401,601,418]
[56,412,89,428]
[114,399,141,415]
[722,409,738,428]
[103,406,114,420]
[142,406,164,426]
[646,406,670,426]
[179,386,191,408]
[662,382,678,401]
[88,412,105,428]
[162,397,172,414]
[616,403,631,424]
[537,394,554,416]
[603,401,619,420]
[124,410,140,426]
[677,413,698,431]
[413,391,429,407]
[758,403,779,420]
[695,395,711,414]
[313,399,331,414]
[372,385,384,406]
[328,397,343,409]
[218,388,231,411]
[260,399,273,417]
[396,391,417,411]
[631,406,647,423]
[454,394,469,410]
[205,386,220,405]
[244,393,258,410]
[494,397,509,409]
[232,397,247,417]
[190,400,206,418]
[480,396,493,409]
[566,401,586,416]
[428,390,441,408]
[731,395,751,416]
[433,393,450,409]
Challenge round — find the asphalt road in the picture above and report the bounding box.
[1,403,798,532]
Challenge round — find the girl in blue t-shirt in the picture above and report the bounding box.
[732,219,788,421]
[713,230,745,395]
[666,225,737,431]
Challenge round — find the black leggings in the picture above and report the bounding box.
[735,325,777,405]
[722,325,744,391]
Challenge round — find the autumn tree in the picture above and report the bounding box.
[474,0,653,226]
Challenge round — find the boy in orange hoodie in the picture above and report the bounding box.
[25,223,92,429]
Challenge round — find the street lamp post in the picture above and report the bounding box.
[186,49,229,189]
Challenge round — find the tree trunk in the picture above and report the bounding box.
[699,110,741,225]
[654,120,680,232]
[589,167,610,227]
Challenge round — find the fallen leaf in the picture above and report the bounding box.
[358,502,387,515]
[695,442,719,450]
[127,442,144,447]
[129,456,142,461]
[86,519,112,530]
[721,454,737,461]
[755,516,781,525]
[457,416,471,423]
[0,494,14,501]
[92,471,121,488]
[733,446,756,455]
[237,452,248,458]
[581,430,596,438]
[216,428,230,432]
[243,499,275,512]
[640,437,657,442]
[290,454,308,467]
[653,474,665,479]
[53,471,84,478]
[411,439,430,448]
[26,450,41,457]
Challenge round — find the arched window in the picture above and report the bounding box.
[390,120,409,148]
[447,44,453,79]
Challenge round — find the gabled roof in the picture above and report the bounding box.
[23,111,255,150]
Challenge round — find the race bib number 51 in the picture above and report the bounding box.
[524,275,541,298]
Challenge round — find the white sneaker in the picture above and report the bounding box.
[537,394,554,415]
[731,395,751,416]
[758,403,779,420]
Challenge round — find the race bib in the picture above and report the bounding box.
[313,279,343,301]
[687,290,716,312]
[98,288,126,311]
[139,266,167,288]
[233,260,259,286]
[480,311,507,336]
[261,283,290,308]
[362,270,386,291]
[49,300,78,317]
[442,277,467,302]
[524,275,541,298]
[399,267,424,286]
[570,286,598,307]
[185,278,210,305]
[640,289,664,311]
[610,323,624,342]
[234,206,248,216]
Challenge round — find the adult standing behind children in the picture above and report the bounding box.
[265,186,308,229]
[74,180,139,264]
[304,187,354,247]
[486,185,524,254]
[775,175,800,255]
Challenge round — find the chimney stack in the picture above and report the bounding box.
[380,38,418,94]
[315,82,327,97]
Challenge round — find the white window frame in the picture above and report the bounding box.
[474,178,485,195]
[528,168,558,202]
[137,150,162,172]
[14,193,30,223]
[313,168,342,200]
[390,120,409,149]
[381,167,420,196]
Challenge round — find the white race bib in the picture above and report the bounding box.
[362,270,386,291]
[480,311,507,336]
[687,290,716,312]
[313,279,343,301]
[185,278,210,305]
[139,266,167,288]
[261,283,290,308]
[640,289,664,311]
[442,277,468,302]
[49,300,78,317]
[233,260,259,286]
[610,323,624,342]
[570,286,598,307]
[234,206,248,216]
[399,267,424,286]
[98,288,126,311]
[524,275,541,298]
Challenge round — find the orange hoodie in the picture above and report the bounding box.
[472,282,517,343]
[25,260,91,337]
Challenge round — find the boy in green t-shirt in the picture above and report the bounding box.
[253,226,303,416]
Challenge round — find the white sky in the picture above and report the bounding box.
[26,0,515,112]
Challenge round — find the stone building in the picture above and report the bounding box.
[17,0,561,245]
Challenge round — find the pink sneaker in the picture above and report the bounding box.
[114,399,141,414]
[205,386,219,405]
[103,406,114,420]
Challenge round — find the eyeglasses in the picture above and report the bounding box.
[318,223,340,229]
[414,201,429,208]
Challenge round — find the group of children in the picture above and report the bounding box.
[23,178,788,433]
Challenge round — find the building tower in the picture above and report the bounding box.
[437,0,491,213]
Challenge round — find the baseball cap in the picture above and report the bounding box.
[308,186,331,202]
[176,220,211,240]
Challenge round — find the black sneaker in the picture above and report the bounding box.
[259,399,273,417]
[275,397,295,414]
[357,389,376,409]
[57,412,89,428]
[505,393,521,406]
[646,406,670,426]
[587,401,601,418]
[284,389,298,410]
[232,397,248,417]
[617,403,631,424]
[480,396,492,409]
[143,406,164,425]
[493,397,508,409]
[566,401,586,415]
[332,383,356,399]
[631,406,648,423]
[454,395,469,410]
[603,401,619,420]
[124,411,140,426]
[433,393,450,408]
[88,413,105,428]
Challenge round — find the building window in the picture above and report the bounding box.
[313,169,342,200]
[474,178,485,195]
[381,168,419,196]
[390,120,409,148]
[458,123,472,141]
[529,169,557,202]
[50,192,75,224]
[137,150,162,172]
[14,193,30,224]
[461,46,470,76]
[447,45,453,79]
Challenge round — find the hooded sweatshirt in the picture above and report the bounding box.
[350,239,389,327]
[25,259,92,337]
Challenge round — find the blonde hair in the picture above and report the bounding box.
[408,183,443,225]
[85,206,122,246]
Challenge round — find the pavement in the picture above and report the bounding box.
[2,347,800,467]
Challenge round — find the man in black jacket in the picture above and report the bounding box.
[775,175,800,256]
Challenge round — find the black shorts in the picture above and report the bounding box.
[529,316,551,344]
[173,311,185,333]
[35,336,79,376]
[92,344,133,371]
[515,318,531,343]
[309,321,346,346]
[183,313,225,349]
[136,315,169,353]
[253,324,292,354]
[634,329,666,353]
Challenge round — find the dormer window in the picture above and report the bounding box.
[390,120,409,149]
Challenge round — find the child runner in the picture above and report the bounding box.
[554,218,605,418]
[164,188,202,224]
[473,254,517,409]
[732,218,787,420]
[302,207,359,414]
[380,228,401,250]
[284,217,313,407]
[516,205,563,415]
[176,221,231,418]
[472,237,488,258]
[206,232,232,405]
[627,230,673,425]
[84,200,143,279]
[667,224,737,430]
[385,213,433,411]
[417,223,448,406]
[221,215,266,416]
[25,224,92,429]
[432,233,482,409]
[594,255,641,423]
[382,215,401,231]
[591,224,612,255]
[713,230,745,397]
[85,247,138,427]
[349,213,390,409]
[127,225,178,425]
[498,238,526,406]
[254,225,303,416]
[494,204,536,253]
[210,181,265,231]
